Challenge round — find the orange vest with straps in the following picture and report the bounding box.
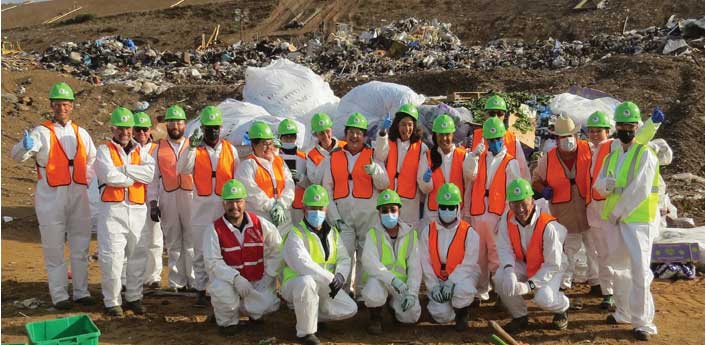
[470,151,514,216]
[307,139,347,166]
[331,147,374,200]
[426,147,466,211]
[157,138,194,192]
[429,220,471,281]
[507,211,556,278]
[386,140,422,199]
[290,150,307,209]
[590,140,613,202]
[37,120,88,187]
[471,128,517,157]
[546,140,591,204]
[101,143,146,204]
[248,153,286,199]
[194,140,235,197]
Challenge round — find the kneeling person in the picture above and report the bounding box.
[203,179,282,336]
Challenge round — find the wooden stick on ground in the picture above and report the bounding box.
[169,0,185,8]
[44,6,83,24]
[489,320,521,345]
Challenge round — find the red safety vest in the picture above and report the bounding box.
[386,140,422,199]
[193,140,235,196]
[470,151,514,216]
[426,147,466,211]
[37,120,88,187]
[157,138,194,192]
[545,140,591,204]
[330,147,374,200]
[429,220,471,281]
[507,211,556,278]
[101,142,145,204]
[213,213,265,282]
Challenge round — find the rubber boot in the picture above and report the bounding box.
[454,306,470,331]
[366,307,383,335]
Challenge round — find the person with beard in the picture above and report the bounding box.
[95,107,155,316]
[277,118,308,225]
[178,105,240,307]
[593,102,661,341]
[148,105,196,292]
[306,112,346,185]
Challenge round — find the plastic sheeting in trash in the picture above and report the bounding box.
[655,226,705,271]
[549,93,620,130]
[417,103,473,146]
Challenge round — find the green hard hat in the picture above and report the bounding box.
[396,103,419,121]
[303,184,329,207]
[221,179,248,200]
[376,189,402,208]
[506,178,534,202]
[614,101,641,123]
[249,121,274,140]
[485,95,508,112]
[311,112,333,133]
[111,107,135,127]
[436,183,462,206]
[165,105,187,121]
[345,112,368,130]
[483,117,506,139]
[199,106,223,126]
[278,118,299,136]
[49,82,75,101]
[133,112,152,128]
[432,114,456,134]
[587,111,611,128]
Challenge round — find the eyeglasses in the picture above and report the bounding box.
[438,205,458,211]
[258,140,275,147]
[133,127,150,132]
[488,110,505,117]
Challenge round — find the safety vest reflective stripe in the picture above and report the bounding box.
[193,140,235,196]
[590,140,613,202]
[426,147,466,211]
[471,128,517,157]
[307,139,347,166]
[545,140,592,204]
[365,228,417,283]
[281,221,339,285]
[386,140,421,199]
[429,220,470,281]
[507,211,555,278]
[248,154,286,199]
[331,147,374,200]
[470,151,513,216]
[213,212,265,282]
[157,138,194,192]
[38,120,88,187]
[101,142,146,204]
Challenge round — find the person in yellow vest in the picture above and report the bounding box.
[177,105,240,306]
[531,114,592,291]
[10,82,98,310]
[494,178,570,333]
[373,104,429,225]
[281,185,357,345]
[593,102,660,341]
[361,189,422,334]
[306,112,346,185]
[235,121,295,233]
[203,179,282,336]
[148,105,196,292]
[277,118,307,225]
[95,107,156,316]
[419,183,480,331]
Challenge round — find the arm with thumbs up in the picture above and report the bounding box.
[12,128,40,162]
[378,112,393,137]
[22,130,35,151]
[366,155,390,191]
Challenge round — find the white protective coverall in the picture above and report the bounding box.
[281,222,358,338]
[361,220,422,323]
[203,213,282,326]
[140,141,162,285]
[177,139,239,291]
[494,207,570,318]
[95,140,155,307]
[305,137,344,185]
[418,144,475,222]
[11,120,97,304]
[419,218,480,323]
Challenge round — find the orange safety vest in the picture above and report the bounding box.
[307,139,347,166]
[248,153,286,199]
[507,211,556,278]
[386,140,422,199]
[290,150,307,209]
[37,120,88,187]
[545,140,591,204]
[426,147,466,211]
[331,147,374,200]
[101,142,146,204]
[429,220,471,281]
[590,139,613,202]
[157,138,194,192]
[193,140,235,197]
[470,151,514,216]
[471,128,517,157]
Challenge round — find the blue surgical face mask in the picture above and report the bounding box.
[306,210,326,228]
[438,209,457,224]
[380,212,399,229]
[488,139,504,155]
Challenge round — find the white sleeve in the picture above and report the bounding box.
[530,221,567,288]
[261,218,283,278]
[374,134,389,162]
[419,225,441,290]
[279,161,296,208]
[496,212,516,270]
[321,158,342,222]
[95,145,134,187]
[306,154,324,185]
[448,226,480,290]
[234,159,276,213]
[371,154,390,191]
[462,151,478,186]
[177,146,196,174]
[147,147,161,203]
[406,232,423,296]
[203,223,239,284]
[334,230,352,279]
[418,152,433,194]
[81,128,97,186]
[125,149,155,184]
[283,230,335,285]
[515,139,530,180]
[506,159,522,186]
[11,125,42,162]
[361,229,396,286]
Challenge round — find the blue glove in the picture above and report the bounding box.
[423,168,432,183]
[382,113,393,130]
[651,106,665,124]
[22,130,34,150]
[242,132,251,145]
[542,186,553,200]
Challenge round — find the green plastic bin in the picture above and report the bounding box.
[25,315,100,345]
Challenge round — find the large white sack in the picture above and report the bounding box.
[549,93,620,129]
[185,99,271,143]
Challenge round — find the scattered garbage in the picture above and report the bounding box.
[3,216,14,223]
[13,298,43,309]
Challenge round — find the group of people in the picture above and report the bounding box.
[13,82,667,344]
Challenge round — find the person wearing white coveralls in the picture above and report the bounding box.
[306,112,346,186]
[203,179,282,336]
[11,82,98,309]
[281,184,358,345]
[95,107,155,316]
[494,178,570,333]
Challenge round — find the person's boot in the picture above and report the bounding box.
[632,328,651,341]
[366,307,383,335]
[104,305,124,317]
[453,306,470,331]
[606,314,619,325]
[219,325,239,336]
[600,295,614,310]
[552,311,568,330]
[54,299,73,310]
[124,299,146,315]
[75,296,97,306]
[194,290,209,307]
[588,284,602,296]
[297,334,320,345]
[504,315,529,334]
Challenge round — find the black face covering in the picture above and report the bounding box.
[203,127,220,143]
[616,129,635,144]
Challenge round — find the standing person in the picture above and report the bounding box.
[419,183,480,331]
[374,104,429,225]
[494,178,570,333]
[306,112,346,185]
[149,105,196,292]
[277,118,308,224]
[177,105,240,306]
[361,189,422,334]
[593,101,660,341]
[203,179,282,336]
[95,107,155,316]
[11,82,97,309]
[281,185,358,345]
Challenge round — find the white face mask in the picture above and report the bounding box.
[438,209,458,224]
[559,136,576,152]
[280,142,297,150]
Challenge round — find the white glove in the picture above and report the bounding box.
[233,274,254,298]
[430,284,445,303]
[364,156,377,176]
[269,202,286,226]
[605,177,616,193]
[441,280,455,300]
[472,142,485,157]
[391,277,408,295]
